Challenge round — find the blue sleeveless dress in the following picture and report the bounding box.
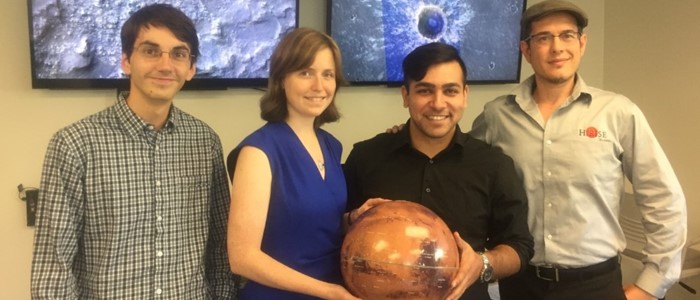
[235,122,347,300]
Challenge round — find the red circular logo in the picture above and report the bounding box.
[585,127,598,138]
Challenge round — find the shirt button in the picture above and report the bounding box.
[155,145,160,151]
[547,234,553,240]
[425,188,431,193]
[547,203,552,208]
[155,288,162,295]
[546,140,552,145]
[156,215,163,221]
[429,160,434,164]
[156,180,161,187]
[156,251,163,257]
[546,171,552,177]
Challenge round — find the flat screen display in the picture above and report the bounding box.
[28,0,299,89]
[329,0,525,85]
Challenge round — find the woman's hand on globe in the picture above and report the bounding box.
[326,283,362,300]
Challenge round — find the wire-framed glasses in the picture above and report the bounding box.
[135,44,194,64]
[526,31,581,46]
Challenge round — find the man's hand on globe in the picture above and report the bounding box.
[445,232,481,300]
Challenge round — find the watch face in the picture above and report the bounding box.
[479,252,493,283]
[482,267,493,282]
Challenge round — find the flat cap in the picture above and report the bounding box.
[522,0,588,30]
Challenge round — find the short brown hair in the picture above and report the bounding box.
[260,27,347,127]
[121,4,199,65]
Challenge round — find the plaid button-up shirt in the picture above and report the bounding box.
[31,94,236,299]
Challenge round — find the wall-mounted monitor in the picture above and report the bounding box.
[28,0,299,90]
[329,0,525,85]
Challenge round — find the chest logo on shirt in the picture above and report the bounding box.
[579,126,607,139]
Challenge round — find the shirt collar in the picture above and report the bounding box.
[512,74,593,106]
[115,92,179,137]
[389,119,467,154]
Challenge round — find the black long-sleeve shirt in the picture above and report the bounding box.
[344,123,533,300]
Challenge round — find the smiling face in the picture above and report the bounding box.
[521,12,587,86]
[283,47,337,122]
[121,26,196,105]
[402,60,468,147]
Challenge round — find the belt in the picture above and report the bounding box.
[529,256,619,282]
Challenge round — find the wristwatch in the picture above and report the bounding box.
[478,252,493,283]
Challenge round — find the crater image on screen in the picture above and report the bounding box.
[29,0,297,81]
[330,0,524,84]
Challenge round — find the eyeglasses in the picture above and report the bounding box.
[526,31,581,46]
[135,44,194,63]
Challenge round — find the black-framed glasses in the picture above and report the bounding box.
[526,31,581,46]
[135,44,195,63]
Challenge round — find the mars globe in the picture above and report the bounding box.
[341,201,459,299]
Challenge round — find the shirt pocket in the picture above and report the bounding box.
[173,175,211,221]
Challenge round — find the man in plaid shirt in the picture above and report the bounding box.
[30,4,237,299]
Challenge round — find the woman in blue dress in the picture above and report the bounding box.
[226,28,380,299]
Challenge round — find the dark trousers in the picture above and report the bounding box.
[499,257,626,300]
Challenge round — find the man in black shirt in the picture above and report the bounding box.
[344,42,533,300]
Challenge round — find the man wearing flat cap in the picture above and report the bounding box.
[470,1,687,299]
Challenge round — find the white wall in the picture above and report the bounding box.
[23,1,700,299]
[604,1,700,298]
[603,1,699,234]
